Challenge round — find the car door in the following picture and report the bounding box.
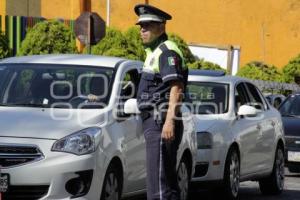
[116,68,146,192]
[233,82,262,175]
[245,83,275,171]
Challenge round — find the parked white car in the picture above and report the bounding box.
[188,70,285,199]
[0,55,196,200]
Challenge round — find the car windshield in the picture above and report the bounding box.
[187,82,229,114]
[0,64,114,109]
[279,94,300,117]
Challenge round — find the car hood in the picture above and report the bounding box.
[0,107,107,140]
[193,115,220,132]
[282,116,300,137]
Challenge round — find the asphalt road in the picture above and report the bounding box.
[131,169,300,200]
[190,169,300,200]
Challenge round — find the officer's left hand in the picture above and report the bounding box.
[162,120,175,141]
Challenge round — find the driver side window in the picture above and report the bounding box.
[115,69,140,119]
[235,83,249,112]
[120,69,140,100]
[245,83,266,111]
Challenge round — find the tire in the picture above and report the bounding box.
[221,148,240,200]
[177,157,190,200]
[100,164,122,200]
[259,147,285,195]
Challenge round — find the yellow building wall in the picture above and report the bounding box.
[106,0,300,68]
[0,0,299,68]
[0,0,5,31]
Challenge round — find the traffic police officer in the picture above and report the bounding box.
[134,4,188,200]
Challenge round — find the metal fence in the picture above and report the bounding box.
[251,79,300,93]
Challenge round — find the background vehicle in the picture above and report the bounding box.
[0,55,196,200]
[188,70,285,200]
[278,93,300,173]
[265,94,286,109]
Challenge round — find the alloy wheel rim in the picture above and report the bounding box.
[276,149,285,190]
[178,162,189,200]
[104,172,119,200]
[229,152,240,197]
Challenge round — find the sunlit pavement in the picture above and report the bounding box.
[130,168,300,200]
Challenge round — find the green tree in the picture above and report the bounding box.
[19,20,77,55]
[89,27,196,63]
[282,54,300,83]
[168,33,195,64]
[89,27,141,60]
[237,61,282,82]
[124,26,146,61]
[187,59,226,72]
[0,32,10,59]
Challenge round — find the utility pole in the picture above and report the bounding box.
[79,0,91,53]
[227,45,233,75]
[80,0,90,13]
[106,0,110,26]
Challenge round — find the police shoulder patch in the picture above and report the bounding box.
[168,56,176,66]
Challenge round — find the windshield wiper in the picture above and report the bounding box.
[6,103,48,108]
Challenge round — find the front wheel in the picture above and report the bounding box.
[222,148,240,200]
[177,158,190,200]
[100,164,122,200]
[259,147,285,195]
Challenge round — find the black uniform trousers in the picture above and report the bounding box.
[142,111,183,200]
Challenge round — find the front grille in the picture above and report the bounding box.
[2,185,49,200]
[285,136,300,149]
[0,144,44,168]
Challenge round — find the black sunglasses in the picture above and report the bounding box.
[138,21,161,29]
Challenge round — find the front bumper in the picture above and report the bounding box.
[285,148,300,173]
[0,137,105,200]
[191,147,226,183]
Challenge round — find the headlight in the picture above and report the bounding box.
[197,132,213,149]
[52,127,101,155]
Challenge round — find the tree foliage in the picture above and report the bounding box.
[19,20,77,55]
[88,27,196,63]
[237,61,282,82]
[124,26,146,61]
[282,54,300,83]
[168,33,195,64]
[187,59,225,71]
[89,27,142,60]
[0,32,10,59]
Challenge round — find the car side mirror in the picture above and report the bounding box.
[124,98,141,114]
[237,105,258,117]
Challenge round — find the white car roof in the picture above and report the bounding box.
[0,54,127,68]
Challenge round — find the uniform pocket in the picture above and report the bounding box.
[141,72,155,81]
[137,72,156,97]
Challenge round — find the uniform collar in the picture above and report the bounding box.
[144,33,168,51]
